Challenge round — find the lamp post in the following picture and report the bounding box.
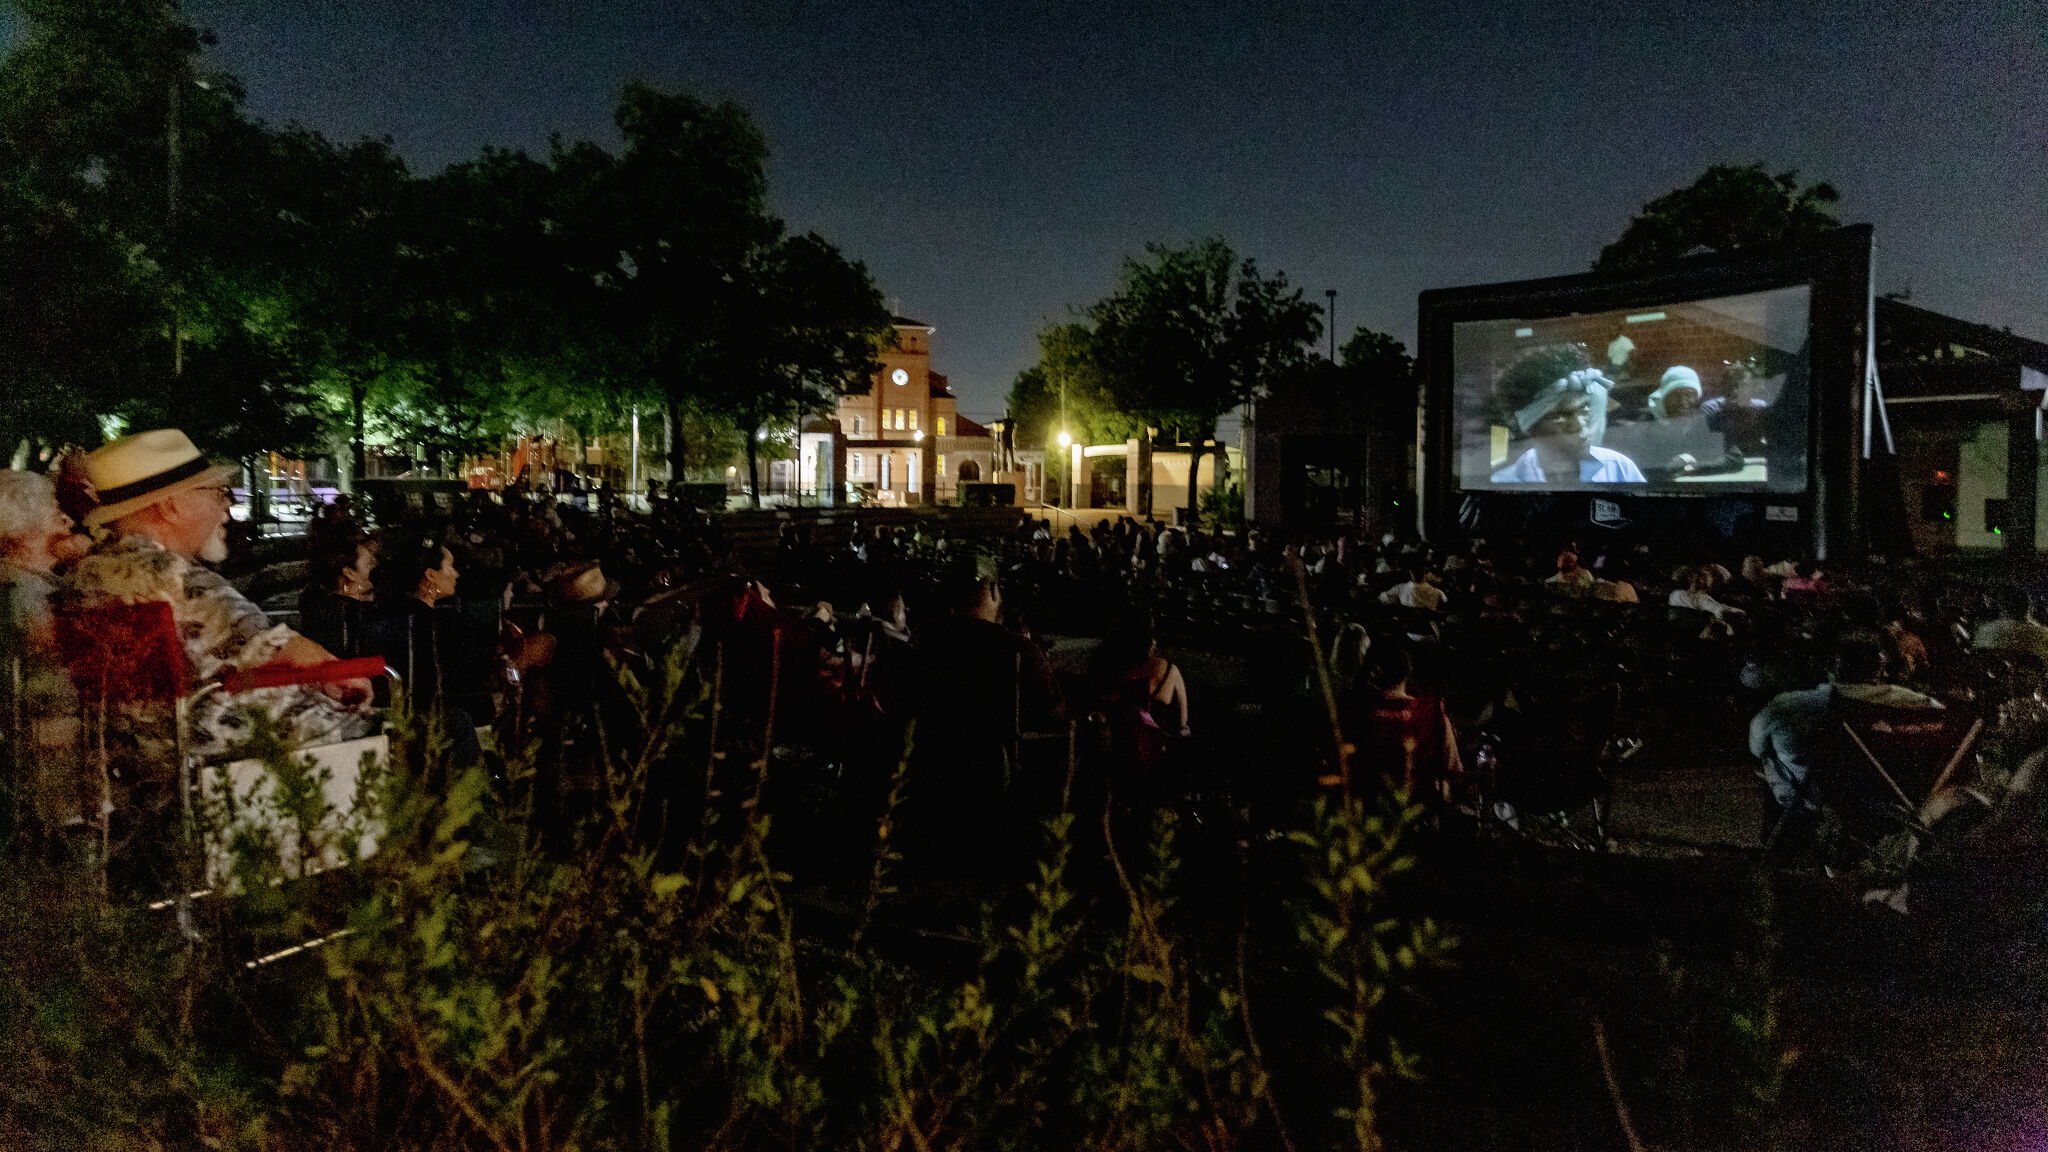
[1055,368,1071,509]
[1325,289,1337,362]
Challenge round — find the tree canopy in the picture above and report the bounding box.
[1595,163,1841,273]
[0,1,890,487]
[1004,322,1143,453]
[1015,239,1321,523]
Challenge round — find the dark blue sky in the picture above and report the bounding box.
[169,0,2048,419]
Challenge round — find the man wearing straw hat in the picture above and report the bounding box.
[66,429,371,759]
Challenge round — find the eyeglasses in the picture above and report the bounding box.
[195,485,237,506]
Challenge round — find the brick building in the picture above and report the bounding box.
[798,318,995,506]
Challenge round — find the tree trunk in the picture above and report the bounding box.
[350,382,367,481]
[744,431,761,509]
[246,454,270,530]
[1185,437,1205,529]
[666,399,687,493]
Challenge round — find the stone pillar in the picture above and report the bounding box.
[1127,437,1153,517]
[825,430,848,508]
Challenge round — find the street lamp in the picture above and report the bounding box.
[1056,430,1071,448]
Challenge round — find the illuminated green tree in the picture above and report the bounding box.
[1085,239,1322,526]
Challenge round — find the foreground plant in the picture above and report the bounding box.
[0,632,1451,1150]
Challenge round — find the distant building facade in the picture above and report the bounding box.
[798,318,995,506]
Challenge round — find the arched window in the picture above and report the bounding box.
[958,460,981,482]
[851,415,863,435]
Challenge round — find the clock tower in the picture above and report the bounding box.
[800,315,997,506]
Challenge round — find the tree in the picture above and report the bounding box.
[1595,163,1841,273]
[704,231,891,506]
[1338,327,1412,384]
[598,83,780,487]
[0,0,203,452]
[1086,239,1322,526]
[1006,322,1141,453]
[254,128,418,478]
[1338,327,1419,526]
[0,0,340,465]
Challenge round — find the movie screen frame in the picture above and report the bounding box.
[1451,285,1812,495]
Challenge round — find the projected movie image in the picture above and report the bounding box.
[1453,285,1811,494]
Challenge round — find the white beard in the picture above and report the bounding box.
[200,530,229,565]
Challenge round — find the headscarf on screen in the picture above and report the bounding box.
[1647,366,1703,422]
[1510,367,1615,447]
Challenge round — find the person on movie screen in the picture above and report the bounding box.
[1490,364,1646,485]
[1699,358,1774,456]
[1641,365,1745,477]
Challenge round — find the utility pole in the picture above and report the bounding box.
[168,74,181,377]
[1325,289,1337,362]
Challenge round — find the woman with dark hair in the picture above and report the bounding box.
[299,540,377,657]
[370,534,490,749]
[1342,643,1457,800]
[1089,613,1190,774]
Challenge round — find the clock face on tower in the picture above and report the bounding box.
[891,368,909,386]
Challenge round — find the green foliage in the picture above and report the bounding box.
[1288,793,1457,1151]
[1596,162,1842,273]
[1198,482,1244,529]
[1035,237,1321,524]
[1005,322,1145,452]
[0,629,1460,1150]
[1338,327,1412,383]
[0,11,889,478]
[1087,239,1322,440]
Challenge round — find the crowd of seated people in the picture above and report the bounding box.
[8,425,2048,913]
[846,512,2048,868]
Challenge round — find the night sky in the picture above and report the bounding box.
[67,1,2048,422]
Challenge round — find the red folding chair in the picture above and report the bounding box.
[53,601,391,912]
[1765,693,1983,862]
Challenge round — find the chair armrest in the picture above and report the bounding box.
[220,656,389,693]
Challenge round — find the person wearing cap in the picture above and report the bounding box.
[66,429,371,760]
[1489,364,1646,485]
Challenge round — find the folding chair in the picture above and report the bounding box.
[1762,692,1981,862]
[1475,678,1620,840]
[201,732,388,892]
[53,601,392,927]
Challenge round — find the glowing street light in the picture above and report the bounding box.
[1056,430,1072,448]
[913,429,925,442]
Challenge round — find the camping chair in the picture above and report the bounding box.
[1762,692,1982,862]
[53,601,392,925]
[1474,678,1621,841]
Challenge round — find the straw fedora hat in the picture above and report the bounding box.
[82,429,239,527]
[550,562,621,606]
